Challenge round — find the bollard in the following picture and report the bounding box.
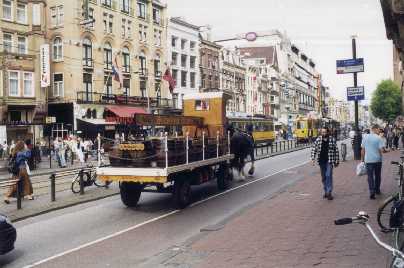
[271,143,273,154]
[16,178,22,210]
[261,146,264,155]
[79,169,85,195]
[276,142,278,153]
[186,132,189,164]
[266,145,269,155]
[50,174,56,202]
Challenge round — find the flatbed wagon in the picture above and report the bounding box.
[97,92,235,208]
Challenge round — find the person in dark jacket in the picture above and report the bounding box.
[311,128,340,200]
[4,141,33,204]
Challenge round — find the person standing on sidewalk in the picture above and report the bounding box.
[311,128,340,200]
[361,125,384,200]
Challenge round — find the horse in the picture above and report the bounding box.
[230,129,255,181]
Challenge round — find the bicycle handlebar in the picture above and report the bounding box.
[334,218,353,225]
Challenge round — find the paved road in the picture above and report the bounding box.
[0,146,316,267]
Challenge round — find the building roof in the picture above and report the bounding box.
[170,17,200,31]
[238,46,276,65]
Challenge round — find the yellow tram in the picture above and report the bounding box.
[227,116,275,145]
[293,116,320,142]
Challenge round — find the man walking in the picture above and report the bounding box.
[311,128,340,200]
[361,125,384,199]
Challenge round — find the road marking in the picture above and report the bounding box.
[24,160,310,267]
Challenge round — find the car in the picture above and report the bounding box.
[0,214,16,255]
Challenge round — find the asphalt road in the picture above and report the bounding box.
[0,147,317,268]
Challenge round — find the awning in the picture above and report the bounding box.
[78,118,116,125]
[105,106,147,124]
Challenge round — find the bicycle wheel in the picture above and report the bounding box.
[377,194,399,232]
[71,177,81,194]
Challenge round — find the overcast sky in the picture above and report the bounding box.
[163,0,393,102]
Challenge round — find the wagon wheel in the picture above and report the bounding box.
[120,182,143,207]
[217,163,233,190]
[173,178,191,209]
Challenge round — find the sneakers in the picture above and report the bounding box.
[323,193,334,200]
[370,194,376,200]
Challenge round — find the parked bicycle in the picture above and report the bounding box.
[377,158,404,232]
[335,211,404,268]
[71,164,111,194]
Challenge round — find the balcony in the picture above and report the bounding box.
[153,17,164,27]
[123,65,131,74]
[121,7,134,16]
[83,58,93,69]
[155,70,162,80]
[138,14,150,22]
[77,91,175,109]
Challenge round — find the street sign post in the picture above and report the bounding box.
[347,86,365,101]
[336,58,364,74]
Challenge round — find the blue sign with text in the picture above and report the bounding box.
[347,86,365,101]
[337,58,364,74]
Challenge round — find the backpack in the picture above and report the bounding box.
[7,156,19,175]
[390,199,404,228]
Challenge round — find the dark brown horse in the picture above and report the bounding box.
[230,129,255,180]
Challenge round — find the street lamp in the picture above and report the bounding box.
[214,30,283,43]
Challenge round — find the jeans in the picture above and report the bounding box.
[366,162,382,195]
[319,162,333,194]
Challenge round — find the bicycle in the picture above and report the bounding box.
[71,164,111,194]
[377,158,404,232]
[335,211,404,268]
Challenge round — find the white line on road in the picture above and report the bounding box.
[23,159,309,268]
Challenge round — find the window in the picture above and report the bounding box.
[181,71,187,87]
[121,0,130,13]
[137,2,146,19]
[84,7,95,28]
[171,36,177,48]
[190,72,196,88]
[172,69,178,85]
[17,36,27,54]
[9,71,19,97]
[154,56,160,77]
[190,41,196,51]
[140,80,146,97]
[9,111,21,122]
[122,19,126,38]
[122,47,130,73]
[195,100,209,111]
[172,52,178,66]
[103,13,113,33]
[153,8,161,24]
[82,38,92,67]
[154,30,162,46]
[181,55,187,68]
[104,75,112,95]
[23,72,34,97]
[190,56,196,69]
[2,0,12,21]
[3,33,12,53]
[127,21,132,38]
[102,0,112,8]
[53,73,64,97]
[139,52,146,73]
[52,37,63,61]
[50,6,64,27]
[139,24,147,41]
[17,3,27,24]
[181,39,187,50]
[123,78,130,97]
[83,73,92,101]
[104,43,112,70]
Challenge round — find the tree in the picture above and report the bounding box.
[370,79,402,123]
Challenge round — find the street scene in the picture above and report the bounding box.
[1,0,404,267]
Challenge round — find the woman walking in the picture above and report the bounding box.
[4,141,34,204]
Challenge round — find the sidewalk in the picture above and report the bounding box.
[163,151,400,267]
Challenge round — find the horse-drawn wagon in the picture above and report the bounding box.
[97,92,234,208]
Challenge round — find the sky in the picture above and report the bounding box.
[163,0,393,102]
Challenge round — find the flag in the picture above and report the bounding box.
[163,68,176,94]
[112,55,123,88]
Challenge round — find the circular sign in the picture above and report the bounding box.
[245,32,258,42]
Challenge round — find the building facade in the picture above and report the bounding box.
[0,0,47,142]
[46,0,170,137]
[199,38,221,92]
[168,17,200,109]
[220,48,246,115]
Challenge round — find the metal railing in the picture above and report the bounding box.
[254,139,312,158]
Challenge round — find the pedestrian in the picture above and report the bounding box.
[361,125,384,200]
[25,139,35,170]
[2,141,8,159]
[394,128,400,150]
[387,128,394,150]
[311,127,340,200]
[4,140,34,204]
[58,138,67,168]
[9,140,15,157]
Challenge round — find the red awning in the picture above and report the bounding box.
[106,106,147,118]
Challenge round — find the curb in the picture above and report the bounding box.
[9,190,120,222]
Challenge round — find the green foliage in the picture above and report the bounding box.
[370,79,402,122]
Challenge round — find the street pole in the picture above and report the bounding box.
[352,37,361,160]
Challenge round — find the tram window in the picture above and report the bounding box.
[297,121,301,129]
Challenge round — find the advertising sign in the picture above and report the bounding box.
[336,58,364,74]
[40,44,50,87]
[347,86,365,101]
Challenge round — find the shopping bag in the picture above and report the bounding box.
[25,161,31,175]
[356,162,367,176]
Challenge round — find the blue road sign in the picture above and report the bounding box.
[337,58,364,74]
[347,86,365,101]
